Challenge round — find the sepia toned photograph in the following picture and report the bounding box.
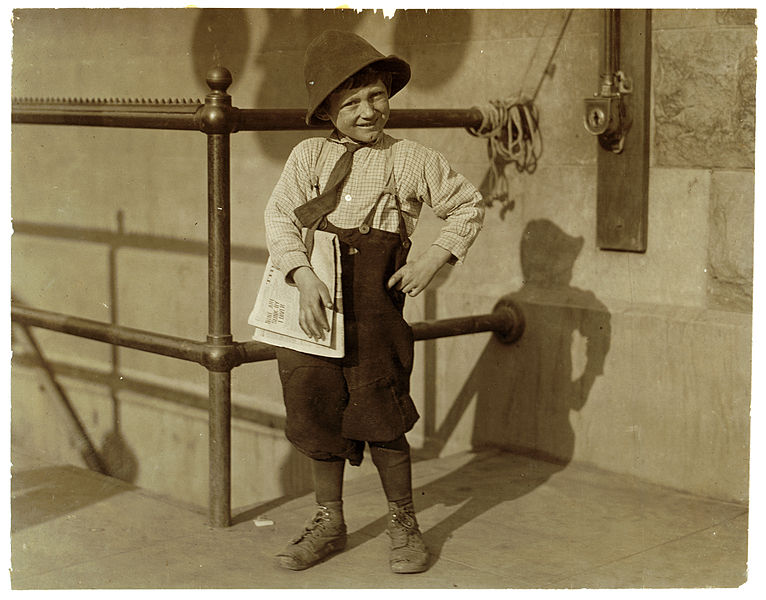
[8,5,756,590]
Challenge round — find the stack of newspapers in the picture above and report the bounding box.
[248,230,344,358]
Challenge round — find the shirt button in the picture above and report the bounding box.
[344,194,352,202]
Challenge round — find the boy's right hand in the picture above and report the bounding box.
[292,266,332,340]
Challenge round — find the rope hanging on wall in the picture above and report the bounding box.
[467,99,540,214]
[467,9,573,217]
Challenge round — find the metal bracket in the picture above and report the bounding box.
[588,9,652,252]
[492,297,526,345]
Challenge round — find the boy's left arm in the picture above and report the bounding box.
[387,244,453,297]
[388,149,484,297]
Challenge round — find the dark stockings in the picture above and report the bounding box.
[370,435,413,506]
[311,435,413,507]
[313,458,345,505]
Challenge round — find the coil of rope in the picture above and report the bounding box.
[468,98,542,192]
[469,99,542,174]
[466,9,572,216]
[467,98,542,215]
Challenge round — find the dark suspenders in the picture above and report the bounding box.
[302,139,408,257]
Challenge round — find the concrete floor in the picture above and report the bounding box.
[10,444,749,589]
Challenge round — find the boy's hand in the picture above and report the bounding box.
[387,245,452,297]
[292,266,333,340]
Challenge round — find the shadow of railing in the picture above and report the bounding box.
[11,211,275,492]
[11,318,108,476]
[11,352,285,432]
[12,219,270,264]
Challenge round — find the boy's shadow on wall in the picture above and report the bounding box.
[349,219,611,563]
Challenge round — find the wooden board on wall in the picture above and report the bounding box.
[597,9,652,252]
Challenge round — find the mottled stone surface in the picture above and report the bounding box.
[707,171,754,312]
[714,8,757,26]
[586,168,711,308]
[653,27,756,169]
[652,8,756,30]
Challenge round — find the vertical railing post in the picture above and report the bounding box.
[196,67,239,527]
[208,126,232,528]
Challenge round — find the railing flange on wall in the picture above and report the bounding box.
[492,297,526,345]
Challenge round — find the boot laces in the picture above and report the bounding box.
[388,505,420,548]
[290,505,339,548]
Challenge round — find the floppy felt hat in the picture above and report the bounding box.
[304,30,411,126]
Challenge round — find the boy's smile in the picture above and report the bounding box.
[323,79,390,144]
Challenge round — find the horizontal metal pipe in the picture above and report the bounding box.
[388,108,484,130]
[236,108,484,131]
[12,105,484,132]
[237,302,521,363]
[12,301,522,367]
[237,341,278,364]
[11,107,201,130]
[11,304,208,365]
[410,311,514,341]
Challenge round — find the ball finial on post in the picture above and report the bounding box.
[196,66,238,134]
[206,66,233,95]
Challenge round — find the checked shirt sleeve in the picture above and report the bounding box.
[417,148,485,264]
[264,141,318,277]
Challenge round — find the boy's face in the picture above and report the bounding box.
[322,78,390,144]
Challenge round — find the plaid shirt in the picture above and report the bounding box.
[264,132,484,276]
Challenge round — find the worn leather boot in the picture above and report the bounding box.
[275,502,347,570]
[387,501,429,574]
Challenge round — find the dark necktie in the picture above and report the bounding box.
[294,142,361,228]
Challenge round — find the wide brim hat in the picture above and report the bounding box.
[304,30,411,126]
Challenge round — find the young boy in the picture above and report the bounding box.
[264,30,484,574]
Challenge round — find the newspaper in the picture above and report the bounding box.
[249,230,344,358]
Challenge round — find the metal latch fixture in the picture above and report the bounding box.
[584,10,633,153]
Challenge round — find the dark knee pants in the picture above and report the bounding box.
[277,227,419,466]
[276,346,418,466]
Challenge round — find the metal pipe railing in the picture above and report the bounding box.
[11,66,523,528]
[236,108,484,131]
[198,69,238,527]
[410,299,524,344]
[11,304,209,365]
[12,101,484,132]
[11,299,524,370]
[11,99,201,130]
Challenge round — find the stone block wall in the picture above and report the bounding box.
[10,8,753,508]
[653,9,756,313]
